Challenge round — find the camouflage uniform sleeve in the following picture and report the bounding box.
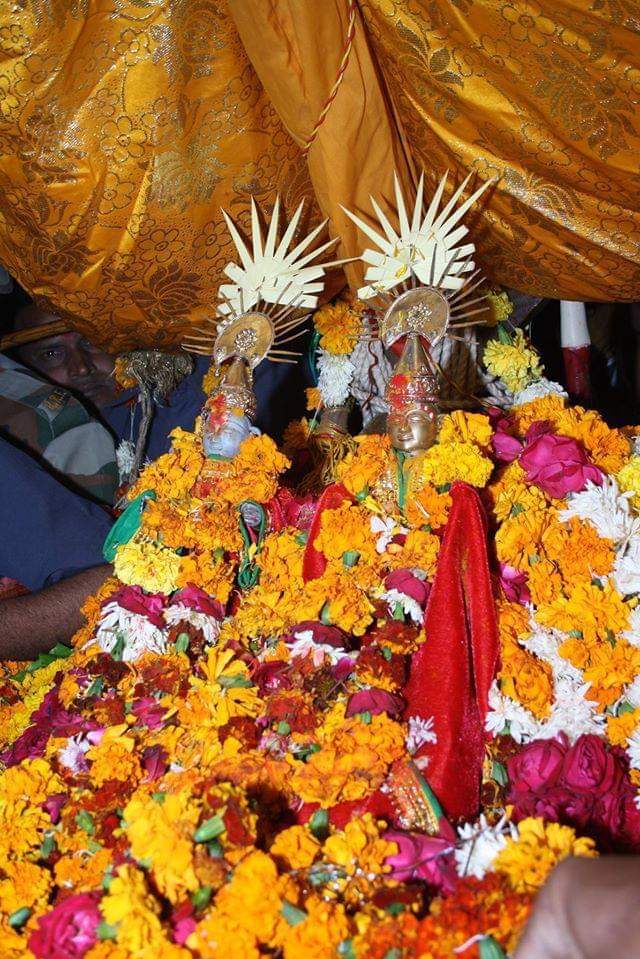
[0,362,118,504]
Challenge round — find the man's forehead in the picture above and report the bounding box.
[22,331,80,350]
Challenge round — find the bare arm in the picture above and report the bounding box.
[514,856,640,959]
[0,564,111,659]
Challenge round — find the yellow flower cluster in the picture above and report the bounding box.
[314,295,365,355]
[483,329,544,394]
[494,817,597,893]
[417,440,494,489]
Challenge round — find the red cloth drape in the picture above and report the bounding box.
[404,481,500,822]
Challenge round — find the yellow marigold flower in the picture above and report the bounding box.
[511,394,567,434]
[280,897,351,959]
[214,850,287,945]
[556,406,630,474]
[527,559,564,606]
[54,848,113,893]
[321,574,375,636]
[86,726,142,788]
[283,418,312,454]
[177,550,234,603]
[288,713,405,807]
[188,912,261,959]
[538,581,629,646]
[494,817,597,893]
[217,435,290,505]
[389,527,440,577]
[306,387,322,411]
[548,518,615,587]
[618,456,640,510]
[185,644,262,727]
[201,359,222,396]
[323,814,396,877]
[257,530,305,592]
[417,441,493,489]
[581,640,640,709]
[0,758,64,805]
[270,825,321,870]
[483,329,543,393]
[114,538,180,594]
[129,429,204,502]
[336,434,392,497]
[315,297,365,355]
[315,503,380,567]
[495,507,561,571]
[101,865,166,954]
[487,461,549,524]
[0,661,61,750]
[405,481,451,530]
[486,290,514,326]
[123,791,199,903]
[0,861,51,915]
[606,709,640,748]
[438,410,493,449]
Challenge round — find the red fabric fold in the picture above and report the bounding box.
[403,481,500,821]
[302,482,353,582]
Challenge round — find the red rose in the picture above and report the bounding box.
[29,893,101,959]
[508,736,567,796]
[562,735,620,797]
[346,688,405,718]
[519,428,603,499]
[384,569,431,609]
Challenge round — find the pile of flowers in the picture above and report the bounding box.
[3,328,640,958]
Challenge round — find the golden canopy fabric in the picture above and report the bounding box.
[230,0,640,303]
[0,0,317,351]
[0,0,639,355]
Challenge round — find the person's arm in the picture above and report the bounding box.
[0,564,111,658]
[514,856,640,959]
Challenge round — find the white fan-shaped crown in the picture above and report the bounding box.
[218,197,339,316]
[341,171,492,300]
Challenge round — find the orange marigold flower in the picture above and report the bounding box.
[606,709,640,748]
[280,897,351,959]
[336,434,392,497]
[537,581,629,645]
[405,481,451,530]
[270,825,321,871]
[438,410,493,449]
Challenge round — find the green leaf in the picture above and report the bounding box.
[22,643,73,677]
[152,792,166,804]
[194,814,225,843]
[276,721,291,735]
[191,886,212,911]
[86,676,105,698]
[217,674,253,689]
[75,810,95,835]
[309,809,329,840]
[479,935,507,959]
[97,922,118,941]
[39,834,57,859]
[384,902,406,916]
[381,646,392,661]
[618,701,636,716]
[358,711,372,725]
[491,761,509,787]
[320,602,332,625]
[568,629,583,639]
[102,869,114,890]
[338,941,356,959]
[497,323,513,345]
[392,602,405,621]
[509,503,525,518]
[605,629,616,647]
[206,839,224,857]
[110,631,125,662]
[383,950,402,959]
[175,633,190,653]
[356,487,369,501]
[8,907,31,929]
[295,531,309,546]
[528,554,540,565]
[342,550,360,568]
[281,900,307,926]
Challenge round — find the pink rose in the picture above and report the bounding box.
[508,736,567,796]
[519,429,603,499]
[109,585,166,627]
[141,745,168,782]
[29,893,101,959]
[131,697,168,731]
[562,735,620,797]
[384,570,431,608]
[170,585,225,619]
[492,430,523,463]
[499,564,531,605]
[383,831,457,894]
[346,688,404,718]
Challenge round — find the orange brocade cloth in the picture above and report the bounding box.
[0,1,639,355]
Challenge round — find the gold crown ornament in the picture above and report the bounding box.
[183,198,346,452]
[342,171,495,452]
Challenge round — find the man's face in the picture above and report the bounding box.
[16,310,118,408]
